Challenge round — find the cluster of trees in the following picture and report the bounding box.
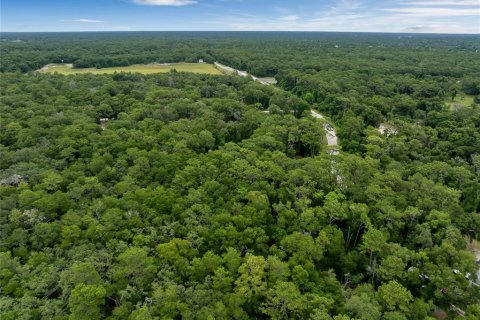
[0,32,218,72]
[1,33,479,319]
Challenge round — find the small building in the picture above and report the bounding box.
[198,59,204,63]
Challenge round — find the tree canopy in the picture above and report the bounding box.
[1,32,479,319]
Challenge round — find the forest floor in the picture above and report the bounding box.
[378,123,398,136]
[38,63,223,75]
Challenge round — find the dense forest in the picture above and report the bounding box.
[1,32,479,319]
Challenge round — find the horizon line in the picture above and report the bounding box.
[1,30,479,35]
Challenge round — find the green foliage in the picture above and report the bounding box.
[1,32,479,319]
[68,283,106,320]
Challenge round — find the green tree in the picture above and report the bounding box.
[68,283,106,320]
[377,281,413,313]
[261,281,307,319]
[112,247,156,289]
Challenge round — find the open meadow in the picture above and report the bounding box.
[39,62,223,75]
[446,94,475,111]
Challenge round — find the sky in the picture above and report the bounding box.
[1,0,479,34]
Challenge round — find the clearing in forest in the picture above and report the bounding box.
[38,63,223,75]
[446,94,475,111]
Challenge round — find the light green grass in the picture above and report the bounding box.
[446,94,475,111]
[40,63,223,75]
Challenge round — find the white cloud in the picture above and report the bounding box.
[279,15,299,21]
[61,19,104,23]
[204,6,479,34]
[201,0,479,34]
[113,26,131,29]
[404,24,443,32]
[381,7,480,17]
[403,24,475,33]
[401,0,480,6]
[131,0,196,6]
[327,0,363,13]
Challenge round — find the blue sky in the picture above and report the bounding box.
[1,0,479,33]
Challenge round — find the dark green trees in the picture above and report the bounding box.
[1,32,479,319]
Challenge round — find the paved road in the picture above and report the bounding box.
[214,62,272,85]
[216,61,340,155]
[310,110,339,154]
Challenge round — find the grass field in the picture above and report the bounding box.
[446,94,475,111]
[39,63,223,75]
